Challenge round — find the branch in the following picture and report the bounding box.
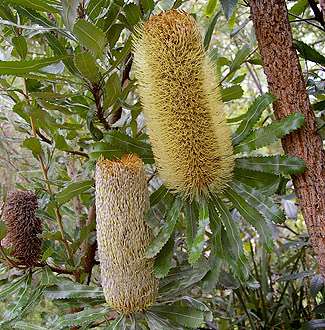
[308,0,325,28]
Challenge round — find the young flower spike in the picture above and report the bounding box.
[2,190,42,267]
[95,155,158,314]
[133,10,234,199]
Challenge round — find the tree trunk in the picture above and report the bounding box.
[250,0,325,277]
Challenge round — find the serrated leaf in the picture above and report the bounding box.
[234,112,305,153]
[311,275,324,297]
[0,274,27,301]
[230,180,285,224]
[294,40,325,66]
[13,321,48,330]
[103,72,121,109]
[4,0,60,13]
[234,168,280,196]
[0,56,67,76]
[149,305,204,329]
[146,198,181,258]
[225,186,274,251]
[146,311,182,330]
[90,131,154,164]
[204,11,221,50]
[189,201,209,265]
[183,201,198,252]
[12,36,27,59]
[154,235,174,278]
[235,155,305,175]
[159,261,209,297]
[220,0,238,20]
[150,185,171,207]
[61,0,79,30]
[74,52,99,82]
[55,307,109,329]
[210,196,249,280]
[278,271,313,282]
[44,283,104,300]
[73,19,106,58]
[232,93,275,145]
[221,85,243,102]
[56,180,94,205]
[22,137,42,157]
[229,44,250,72]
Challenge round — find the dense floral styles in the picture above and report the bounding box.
[95,155,158,314]
[133,10,234,198]
[2,191,42,267]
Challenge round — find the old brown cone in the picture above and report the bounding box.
[2,190,42,267]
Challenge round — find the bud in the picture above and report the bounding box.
[95,155,158,314]
[2,191,42,267]
[133,10,234,199]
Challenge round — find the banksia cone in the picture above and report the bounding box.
[133,10,234,198]
[95,155,158,314]
[2,191,42,267]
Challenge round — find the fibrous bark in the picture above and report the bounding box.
[250,0,325,276]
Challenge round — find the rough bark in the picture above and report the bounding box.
[250,0,325,277]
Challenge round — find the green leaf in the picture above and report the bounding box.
[149,305,204,329]
[232,93,275,145]
[311,275,324,298]
[220,0,238,19]
[189,201,209,265]
[40,266,59,286]
[55,307,110,329]
[205,0,218,16]
[74,52,99,82]
[183,201,198,252]
[289,0,308,16]
[56,180,94,205]
[229,44,250,72]
[146,198,182,258]
[140,0,154,14]
[61,0,79,30]
[301,319,325,330]
[103,72,121,109]
[150,185,171,207]
[90,131,154,164]
[154,235,174,278]
[234,112,305,153]
[73,19,106,58]
[12,36,27,59]
[54,133,70,151]
[0,221,7,240]
[278,271,313,282]
[0,56,67,76]
[221,85,243,102]
[146,312,181,330]
[45,283,104,300]
[0,274,27,301]
[204,11,221,50]
[234,168,280,196]
[124,3,141,26]
[313,100,325,112]
[230,180,285,224]
[235,155,305,175]
[210,196,249,280]
[105,316,126,330]
[22,137,42,157]
[225,186,274,251]
[294,40,325,66]
[13,321,48,330]
[4,0,60,13]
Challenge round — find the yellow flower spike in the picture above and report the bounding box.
[133,10,234,199]
[95,154,158,314]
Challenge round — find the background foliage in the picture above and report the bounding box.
[0,0,324,329]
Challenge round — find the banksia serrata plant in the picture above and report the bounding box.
[2,190,42,267]
[133,10,234,199]
[95,154,158,314]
